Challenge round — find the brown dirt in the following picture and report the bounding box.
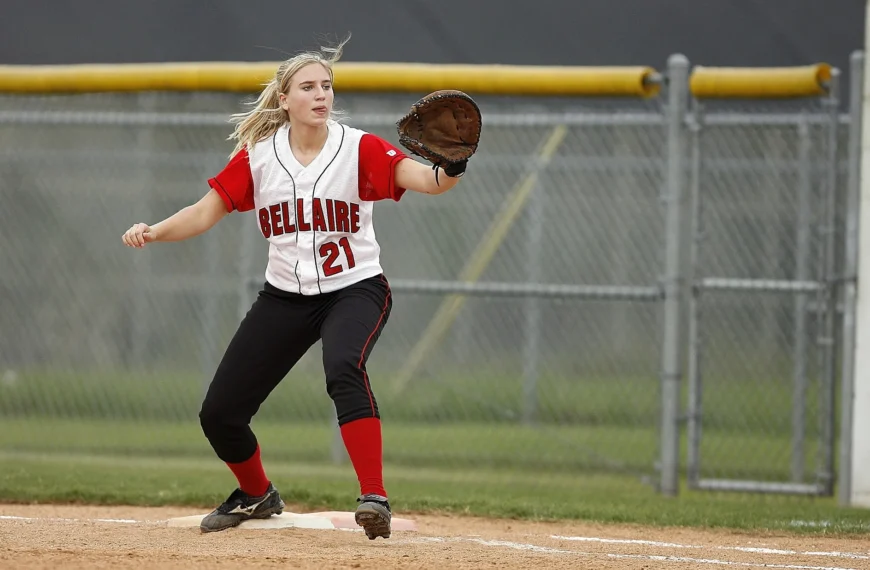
[1,503,869,569]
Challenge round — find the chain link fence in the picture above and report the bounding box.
[685,102,848,494]
[0,69,852,493]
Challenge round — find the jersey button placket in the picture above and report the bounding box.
[299,176,317,295]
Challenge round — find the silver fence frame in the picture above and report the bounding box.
[680,55,866,498]
[838,51,864,506]
[682,71,848,497]
[684,107,836,496]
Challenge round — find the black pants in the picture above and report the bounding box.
[199,274,392,464]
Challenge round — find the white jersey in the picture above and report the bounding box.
[209,120,409,295]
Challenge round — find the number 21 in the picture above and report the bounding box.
[319,237,356,276]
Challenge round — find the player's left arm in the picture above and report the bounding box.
[358,133,462,201]
[395,158,461,196]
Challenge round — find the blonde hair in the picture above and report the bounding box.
[227,36,350,157]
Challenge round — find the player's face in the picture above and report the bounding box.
[280,63,334,127]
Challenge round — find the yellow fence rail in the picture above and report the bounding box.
[689,63,832,99]
[0,62,662,97]
[0,60,833,100]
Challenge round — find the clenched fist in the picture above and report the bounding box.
[122,223,157,248]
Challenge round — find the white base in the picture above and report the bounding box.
[168,512,336,530]
[167,510,418,532]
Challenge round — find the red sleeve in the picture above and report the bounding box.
[358,133,409,202]
[208,148,255,212]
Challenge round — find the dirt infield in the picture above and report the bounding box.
[1,504,869,569]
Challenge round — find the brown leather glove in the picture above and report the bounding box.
[396,90,482,181]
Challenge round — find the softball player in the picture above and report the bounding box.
[121,38,466,539]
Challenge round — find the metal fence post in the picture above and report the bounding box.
[660,53,690,497]
[130,93,156,372]
[522,175,546,425]
[685,97,704,487]
[839,51,864,506]
[817,68,840,496]
[792,115,812,484]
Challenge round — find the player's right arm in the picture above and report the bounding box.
[121,189,229,248]
[122,149,254,248]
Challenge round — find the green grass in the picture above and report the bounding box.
[0,367,859,535]
[0,418,822,481]
[1,451,868,535]
[0,365,821,436]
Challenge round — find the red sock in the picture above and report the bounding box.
[340,417,387,497]
[226,445,270,497]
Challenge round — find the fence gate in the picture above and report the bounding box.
[684,77,842,495]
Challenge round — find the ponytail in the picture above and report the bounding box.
[225,34,352,157]
[226,77,287,157]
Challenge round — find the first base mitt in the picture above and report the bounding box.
[396,90,482,181]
